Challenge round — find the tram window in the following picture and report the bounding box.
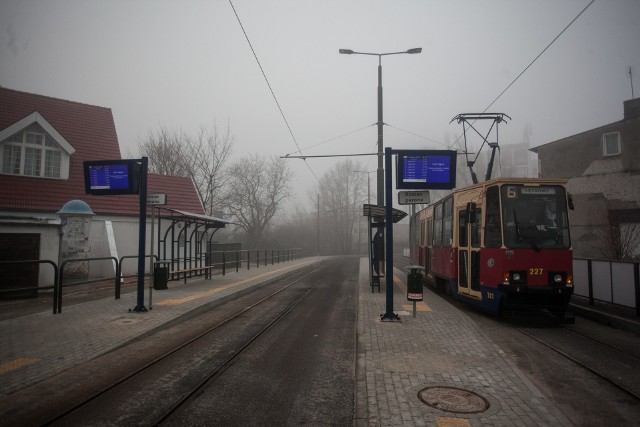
[485,186,502,247]
[428,219,434,246]
[501,185,571,249]
[443,198,453,246]
[459,211,467,247]
[434,203,443,246]
[471,208,482,248]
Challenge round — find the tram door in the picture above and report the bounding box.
[457,204,482,298]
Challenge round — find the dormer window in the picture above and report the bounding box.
[602,132,621,157]
[2,127,63,178]
[0,113,73,180]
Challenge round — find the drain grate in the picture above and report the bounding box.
[418,386,489,414]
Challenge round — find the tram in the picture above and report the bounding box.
[414,177,574,321]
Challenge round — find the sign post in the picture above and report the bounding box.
[380,148,456,322]
[147,194,167,309]
[398,190,430,205]
[83,157,149,313]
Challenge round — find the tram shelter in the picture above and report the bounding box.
[363,203,407,292]
[153,207,233,285]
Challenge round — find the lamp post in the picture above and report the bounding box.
[341,47,421,282]
[354,169,374,252]
[339,47,422,208]
[355,169,375,288]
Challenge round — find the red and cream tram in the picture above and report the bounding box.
[415,177,574,320]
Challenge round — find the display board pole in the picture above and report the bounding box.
[382,147,398,321]
[132,157,148,312]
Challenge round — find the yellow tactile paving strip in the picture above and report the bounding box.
[0,357,40,374]
[154,261,315,306]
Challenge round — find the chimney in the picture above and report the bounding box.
[623,98,640,120]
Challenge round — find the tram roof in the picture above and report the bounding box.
[362,204,408,223]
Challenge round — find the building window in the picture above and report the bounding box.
[602,132,621,157]
[1,128,64,178]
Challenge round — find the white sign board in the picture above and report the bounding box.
[398,190,430,205]
[147,194,167,205]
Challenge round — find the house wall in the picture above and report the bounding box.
[534,99,640,260]
[0,214,215,288]
[0,222,61,287]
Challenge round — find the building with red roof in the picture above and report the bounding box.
[0,87,225,292]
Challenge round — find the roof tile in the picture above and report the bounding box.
[0,87,203,217]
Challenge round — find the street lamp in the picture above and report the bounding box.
[339,47,422,208]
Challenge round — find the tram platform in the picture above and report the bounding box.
[0,255,638,426]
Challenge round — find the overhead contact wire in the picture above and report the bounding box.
[228,0,320,184]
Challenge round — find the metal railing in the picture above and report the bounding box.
[0,259,59,314]
[573,258,640,316]
[0,248,303,314]
[207,248,302,276]
[59,257,120,314]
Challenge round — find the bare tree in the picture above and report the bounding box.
[588,202,640,261]
[224,154,293,248]
[138,122,234,216]
[597,217,640,261]
[188,124,233,216]
[138,125,189,176]
[317,159,367,254]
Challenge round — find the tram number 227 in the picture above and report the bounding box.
[529,268,544,276]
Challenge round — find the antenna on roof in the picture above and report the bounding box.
[630,67,635,100]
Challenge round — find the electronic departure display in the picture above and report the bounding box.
[396,150,457,190]
[84,159,141,195]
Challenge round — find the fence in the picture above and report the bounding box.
[573,258,640,316]
[0,248,303,315]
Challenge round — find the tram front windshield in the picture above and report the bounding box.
[501,185,570,250]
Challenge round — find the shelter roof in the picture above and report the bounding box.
[156,207,232,229]
[362,204,407,224]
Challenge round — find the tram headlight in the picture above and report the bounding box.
[548,271,572,287]
[505,270,527,285]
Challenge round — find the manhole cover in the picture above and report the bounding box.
[418,386,489,414]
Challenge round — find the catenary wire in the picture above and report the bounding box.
[447,0,596,151]
[228,0,320,184]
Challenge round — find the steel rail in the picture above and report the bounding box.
[42,266,319,426]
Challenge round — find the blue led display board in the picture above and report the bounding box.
[84,159,141,195]
[395,150,457,190]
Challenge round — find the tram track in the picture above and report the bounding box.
[511,324,640,403]
[42,266,321,426]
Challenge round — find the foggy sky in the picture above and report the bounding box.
[1,0,639,208]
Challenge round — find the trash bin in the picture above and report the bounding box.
[153,266,168,290]
[407,266,424,301]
